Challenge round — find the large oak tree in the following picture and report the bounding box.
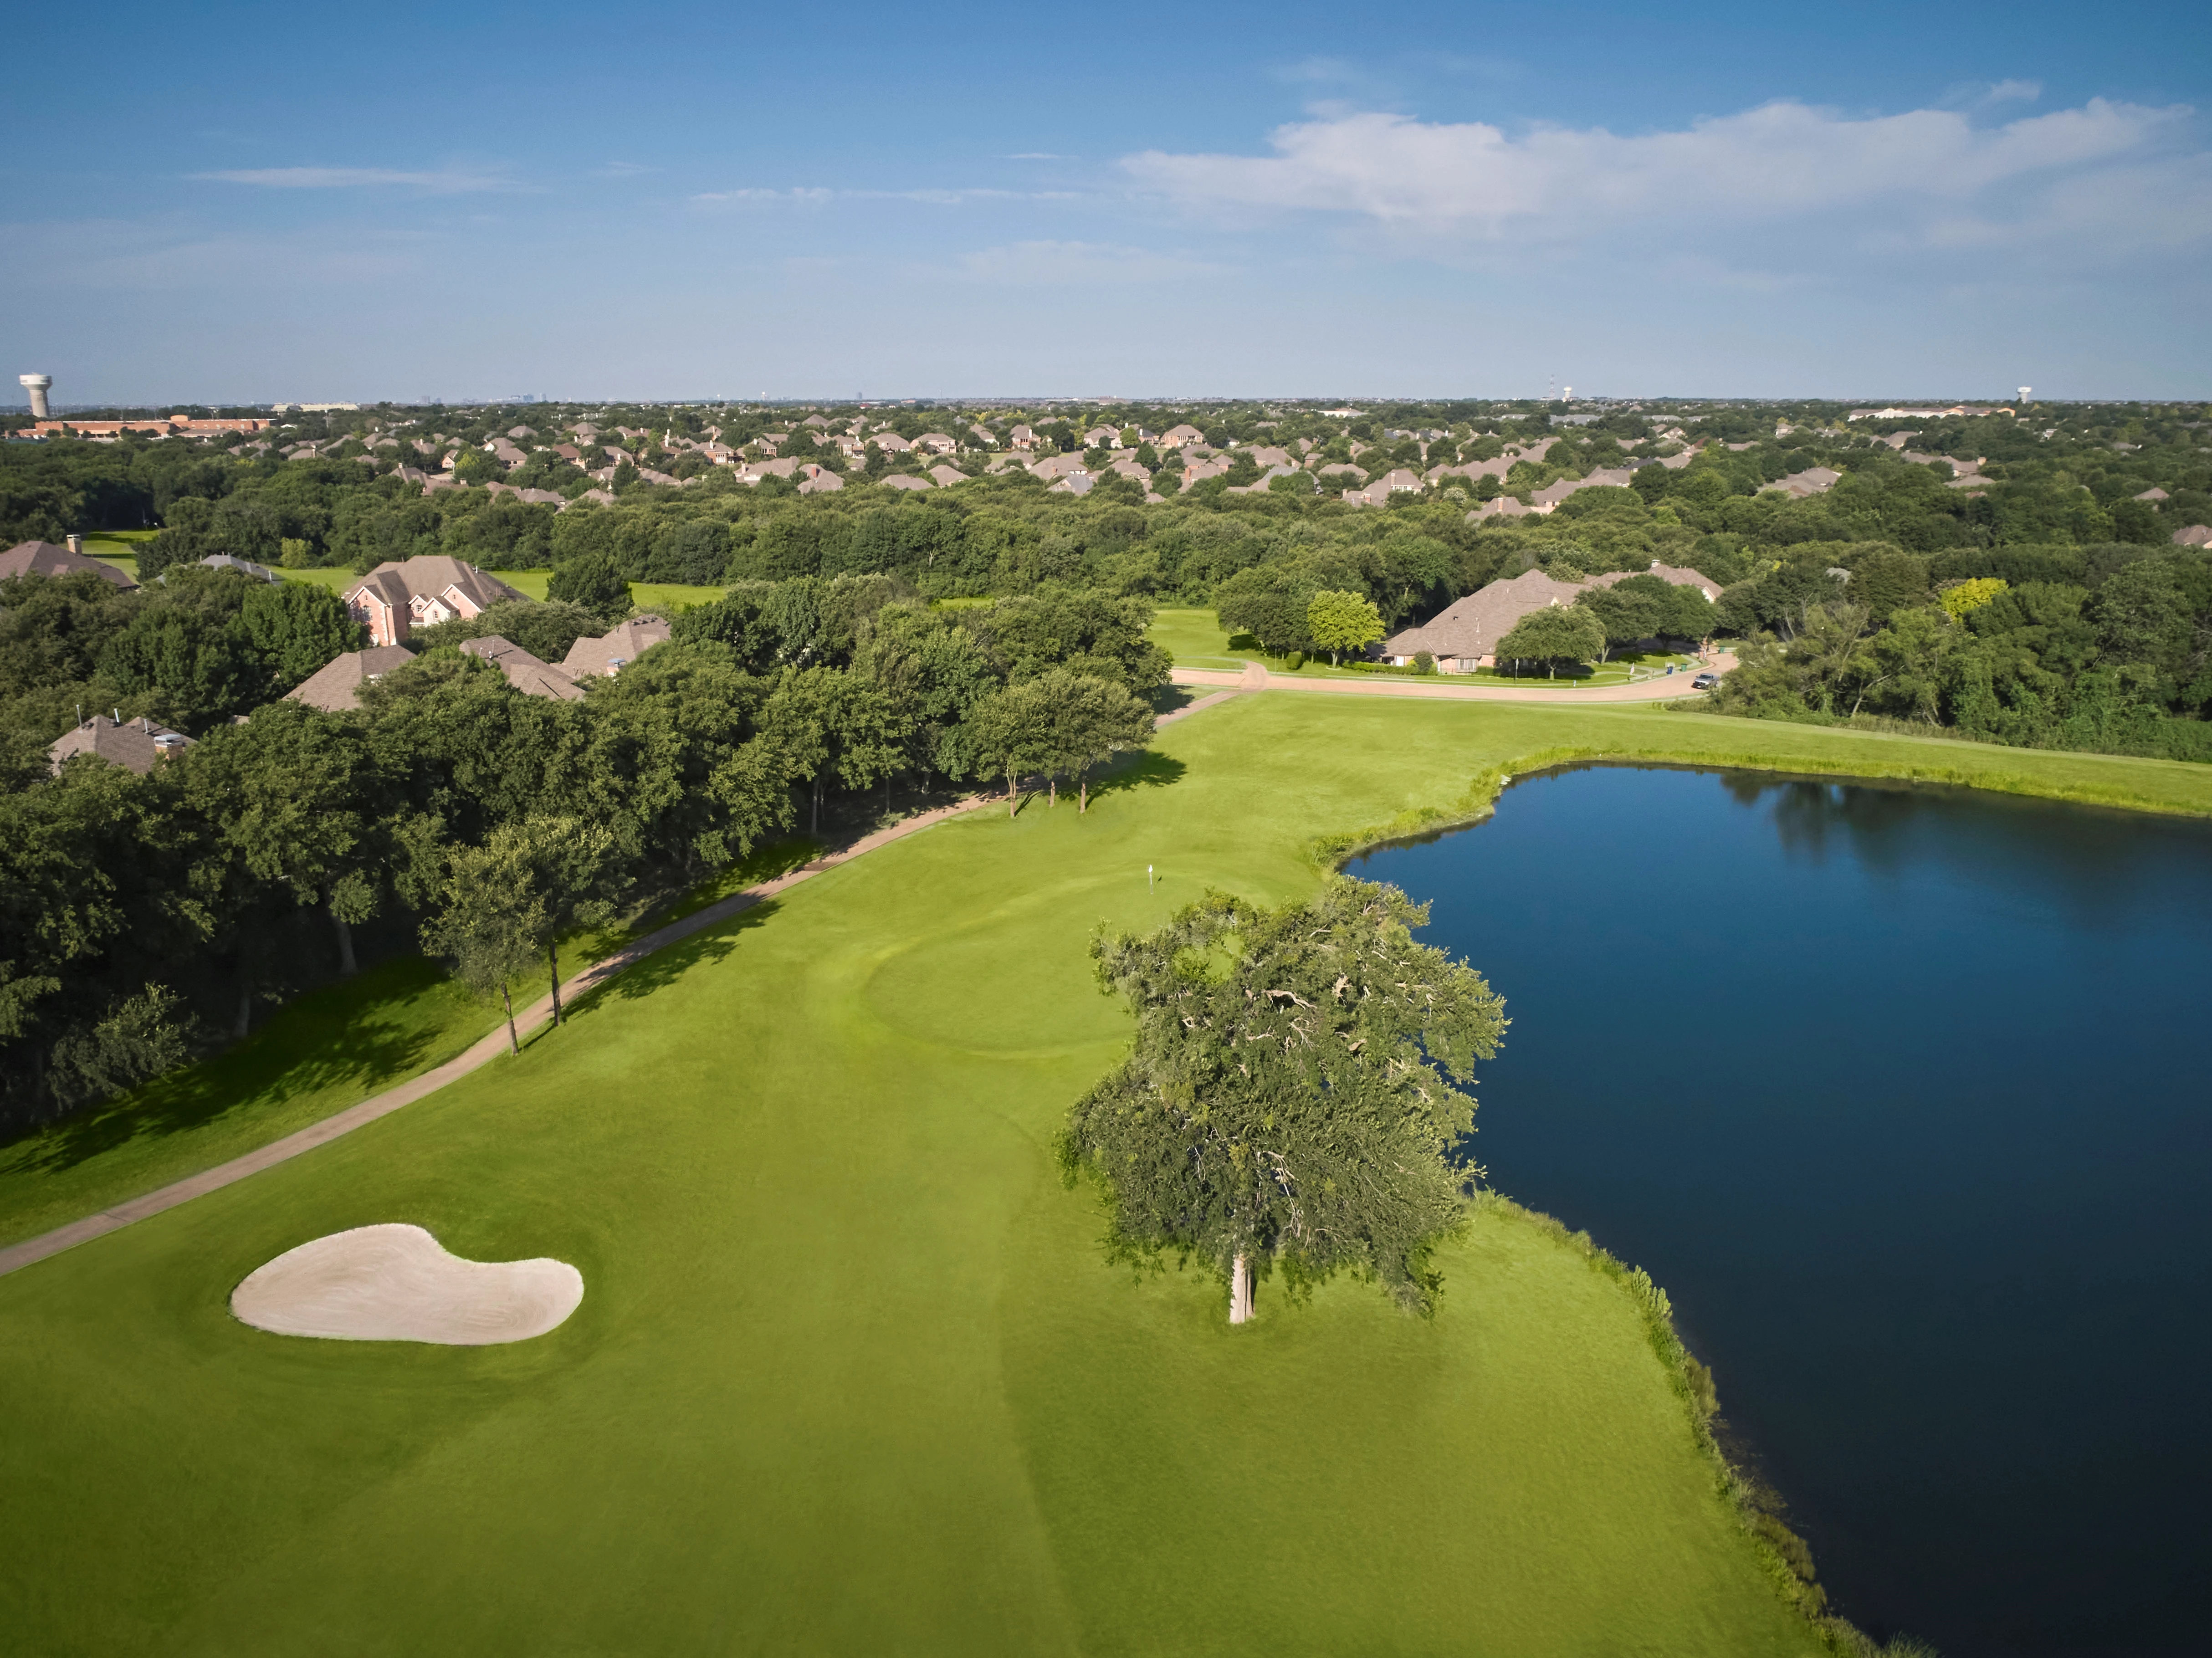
[1060,879,1506,1325]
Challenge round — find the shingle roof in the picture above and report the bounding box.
[0,540,138,589]
[48,715,193,775]
[284,645,418,711]
[879,474,934,491]
[460,636,584,700]
[1386,569,1586,660]
[345,556,526,619]
[560,617,671,678]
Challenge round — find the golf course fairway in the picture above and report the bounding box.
[5,694,2207,1656]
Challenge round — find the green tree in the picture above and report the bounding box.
[967,677,1057,817]
[768,665,911,834]
[419,815,615,1051]
[1306,588,1386,665]
[1493,605,1606,678]
[1059,880,1507,1324]
[548,548,632,623]
[236,579,366,690]
[1041,668,1156,812]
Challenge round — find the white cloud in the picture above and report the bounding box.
[190,166,520,193]
[692,186,837,205]
[1983,79,2044,106]
[591,161,655,178]
[1120,97,2207,253]
[1005,152,1073,161]
[953,239,1226,286]
[691,185,1080,208]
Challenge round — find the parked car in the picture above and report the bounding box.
[1691,672,1719,690]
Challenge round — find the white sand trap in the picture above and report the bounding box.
[230,1223,583,1344]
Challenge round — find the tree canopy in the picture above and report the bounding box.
[1059,880,1507,1322]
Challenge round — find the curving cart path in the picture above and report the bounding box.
[0,797,991,1280]
[1170,653,1734,704]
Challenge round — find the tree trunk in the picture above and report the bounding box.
[811,776,822,835]
[1229,1254,1254,1325]
[1079,770,1089,814]
[234,963,254,1040]
[1006,767,1018,817]
[502,983,519,1056]
[332,910,357,976]
[1048,774,1057,807]
[547,938,563,1026]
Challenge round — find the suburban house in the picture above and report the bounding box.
[343,557,527,646]
[284,645,417,712]
[460,635,584,701]
[1343,468,1425,506]
[561,616,671,678]
[1382,563,1720,671]
[2174,525,2212,548]
[1,538,138,589]
[49,714,194,775]
[1159,424,1204,449]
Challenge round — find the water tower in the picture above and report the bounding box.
[19,374,52,419]
[2017,386,2032,403]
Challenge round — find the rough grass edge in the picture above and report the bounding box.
[1474,1193,1930,1656]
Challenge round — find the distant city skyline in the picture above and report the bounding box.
[5,0,2208,404]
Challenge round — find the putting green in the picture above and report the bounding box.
[6,696,2206,1655]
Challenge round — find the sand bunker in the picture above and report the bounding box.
[230,1223,583,1344]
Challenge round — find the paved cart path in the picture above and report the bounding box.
[1169,653,1735,703]
[0,797,990,1280]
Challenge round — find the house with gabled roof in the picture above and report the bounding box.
[285,645,417,711]
[49,714,194,775]
[1382,562,1720,670]
[343,556,528,647]
[562,616,671,678]
[1,539,137,589]
[460,635,584,701]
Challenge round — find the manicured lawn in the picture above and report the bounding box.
[4,698,2206,1654]
[0,839,821,1251]
[1147,605,1699,686]
[0,958,493,1249]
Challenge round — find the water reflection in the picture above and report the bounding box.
[1354,765,2212,1658]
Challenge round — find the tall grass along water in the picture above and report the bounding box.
[1355,765,2212,1658]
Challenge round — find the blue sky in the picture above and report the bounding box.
[6,1,2208,404]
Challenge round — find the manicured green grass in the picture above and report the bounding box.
[1147,605,1699,686]
[0,840,823,1251]
[0,958,493,1249]
[3,699,2205,1655]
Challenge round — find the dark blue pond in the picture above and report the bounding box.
[1352,765,2212,1658]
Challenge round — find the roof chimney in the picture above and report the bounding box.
[67,533,83,555]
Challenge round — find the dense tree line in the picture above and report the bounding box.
[0,570,1162,1132]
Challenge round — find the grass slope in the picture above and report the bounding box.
[0,841,821,1249]
[3,698,2205,1655]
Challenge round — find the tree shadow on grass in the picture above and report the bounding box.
[534,901,777,1043]
[0,957,470,1178]
[1088,750,1189,805]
